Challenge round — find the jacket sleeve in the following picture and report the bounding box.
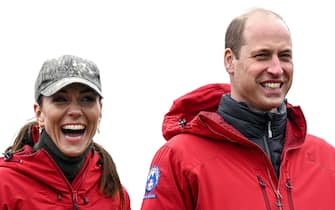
[0,167,17,210]
[140,144,194,210]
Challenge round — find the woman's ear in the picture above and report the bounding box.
[34,103,44,127]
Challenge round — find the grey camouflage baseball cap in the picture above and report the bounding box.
[34,55,103,101]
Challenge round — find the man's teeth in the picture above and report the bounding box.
[62,125,85,130]
[263,83,280,89]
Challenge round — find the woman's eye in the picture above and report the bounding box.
[81,96,96,103]
[53,96,67,103]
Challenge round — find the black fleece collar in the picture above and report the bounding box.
[217,94,287,141]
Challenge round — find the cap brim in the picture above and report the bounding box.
[40,77,103,97]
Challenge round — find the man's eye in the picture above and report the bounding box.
[255,54,268,59]
[280,53,292,60]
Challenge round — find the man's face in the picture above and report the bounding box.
[226,14,293,112]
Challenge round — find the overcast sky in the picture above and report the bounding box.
[1,1,334,209]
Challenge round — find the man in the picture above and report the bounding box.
[141,8,335,210]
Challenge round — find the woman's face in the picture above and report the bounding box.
[34,83,102,157]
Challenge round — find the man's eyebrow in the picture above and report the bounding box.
[250,49,271,55]
[280,49,292,54]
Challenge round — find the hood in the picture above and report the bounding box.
[162,83,230,140]
[162,83,306,149]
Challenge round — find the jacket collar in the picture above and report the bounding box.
[162,83,306,149]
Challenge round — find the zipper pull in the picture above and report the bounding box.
[286,178,293,190]
[275,190,283,210]
[257,176,272,210]
[72,191,79,210]
[286,178,295,210]
[267,121,272,138]
[257,176,266,188]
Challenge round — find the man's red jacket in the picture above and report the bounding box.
[141,83,335,210]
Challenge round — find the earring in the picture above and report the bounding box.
[96,118,101,134]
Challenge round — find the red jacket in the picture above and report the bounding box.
[0,146,131,210]
[141,83,335,210]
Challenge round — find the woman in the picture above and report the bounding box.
[0,55,131,210]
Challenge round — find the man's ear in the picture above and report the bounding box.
[34,103,44,127]
[224,48,235,75]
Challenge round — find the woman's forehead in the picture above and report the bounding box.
[57,83,97,94]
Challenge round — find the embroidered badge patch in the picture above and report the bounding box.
[143,165,160,199]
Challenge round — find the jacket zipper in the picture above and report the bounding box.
[258,120,286,210]
[204,116,293,210]
[44,150,86,209]
[286,178,295,210]
[266,120,284,210]
[275,191,283,210]
[265,163,284,210]
[257,176,272,210]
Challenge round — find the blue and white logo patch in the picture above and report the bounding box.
[145,165,160,193]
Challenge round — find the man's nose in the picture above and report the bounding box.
[268,56,283,75]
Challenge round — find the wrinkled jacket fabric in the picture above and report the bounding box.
[141,83,335,210]
[0,146,130,210]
